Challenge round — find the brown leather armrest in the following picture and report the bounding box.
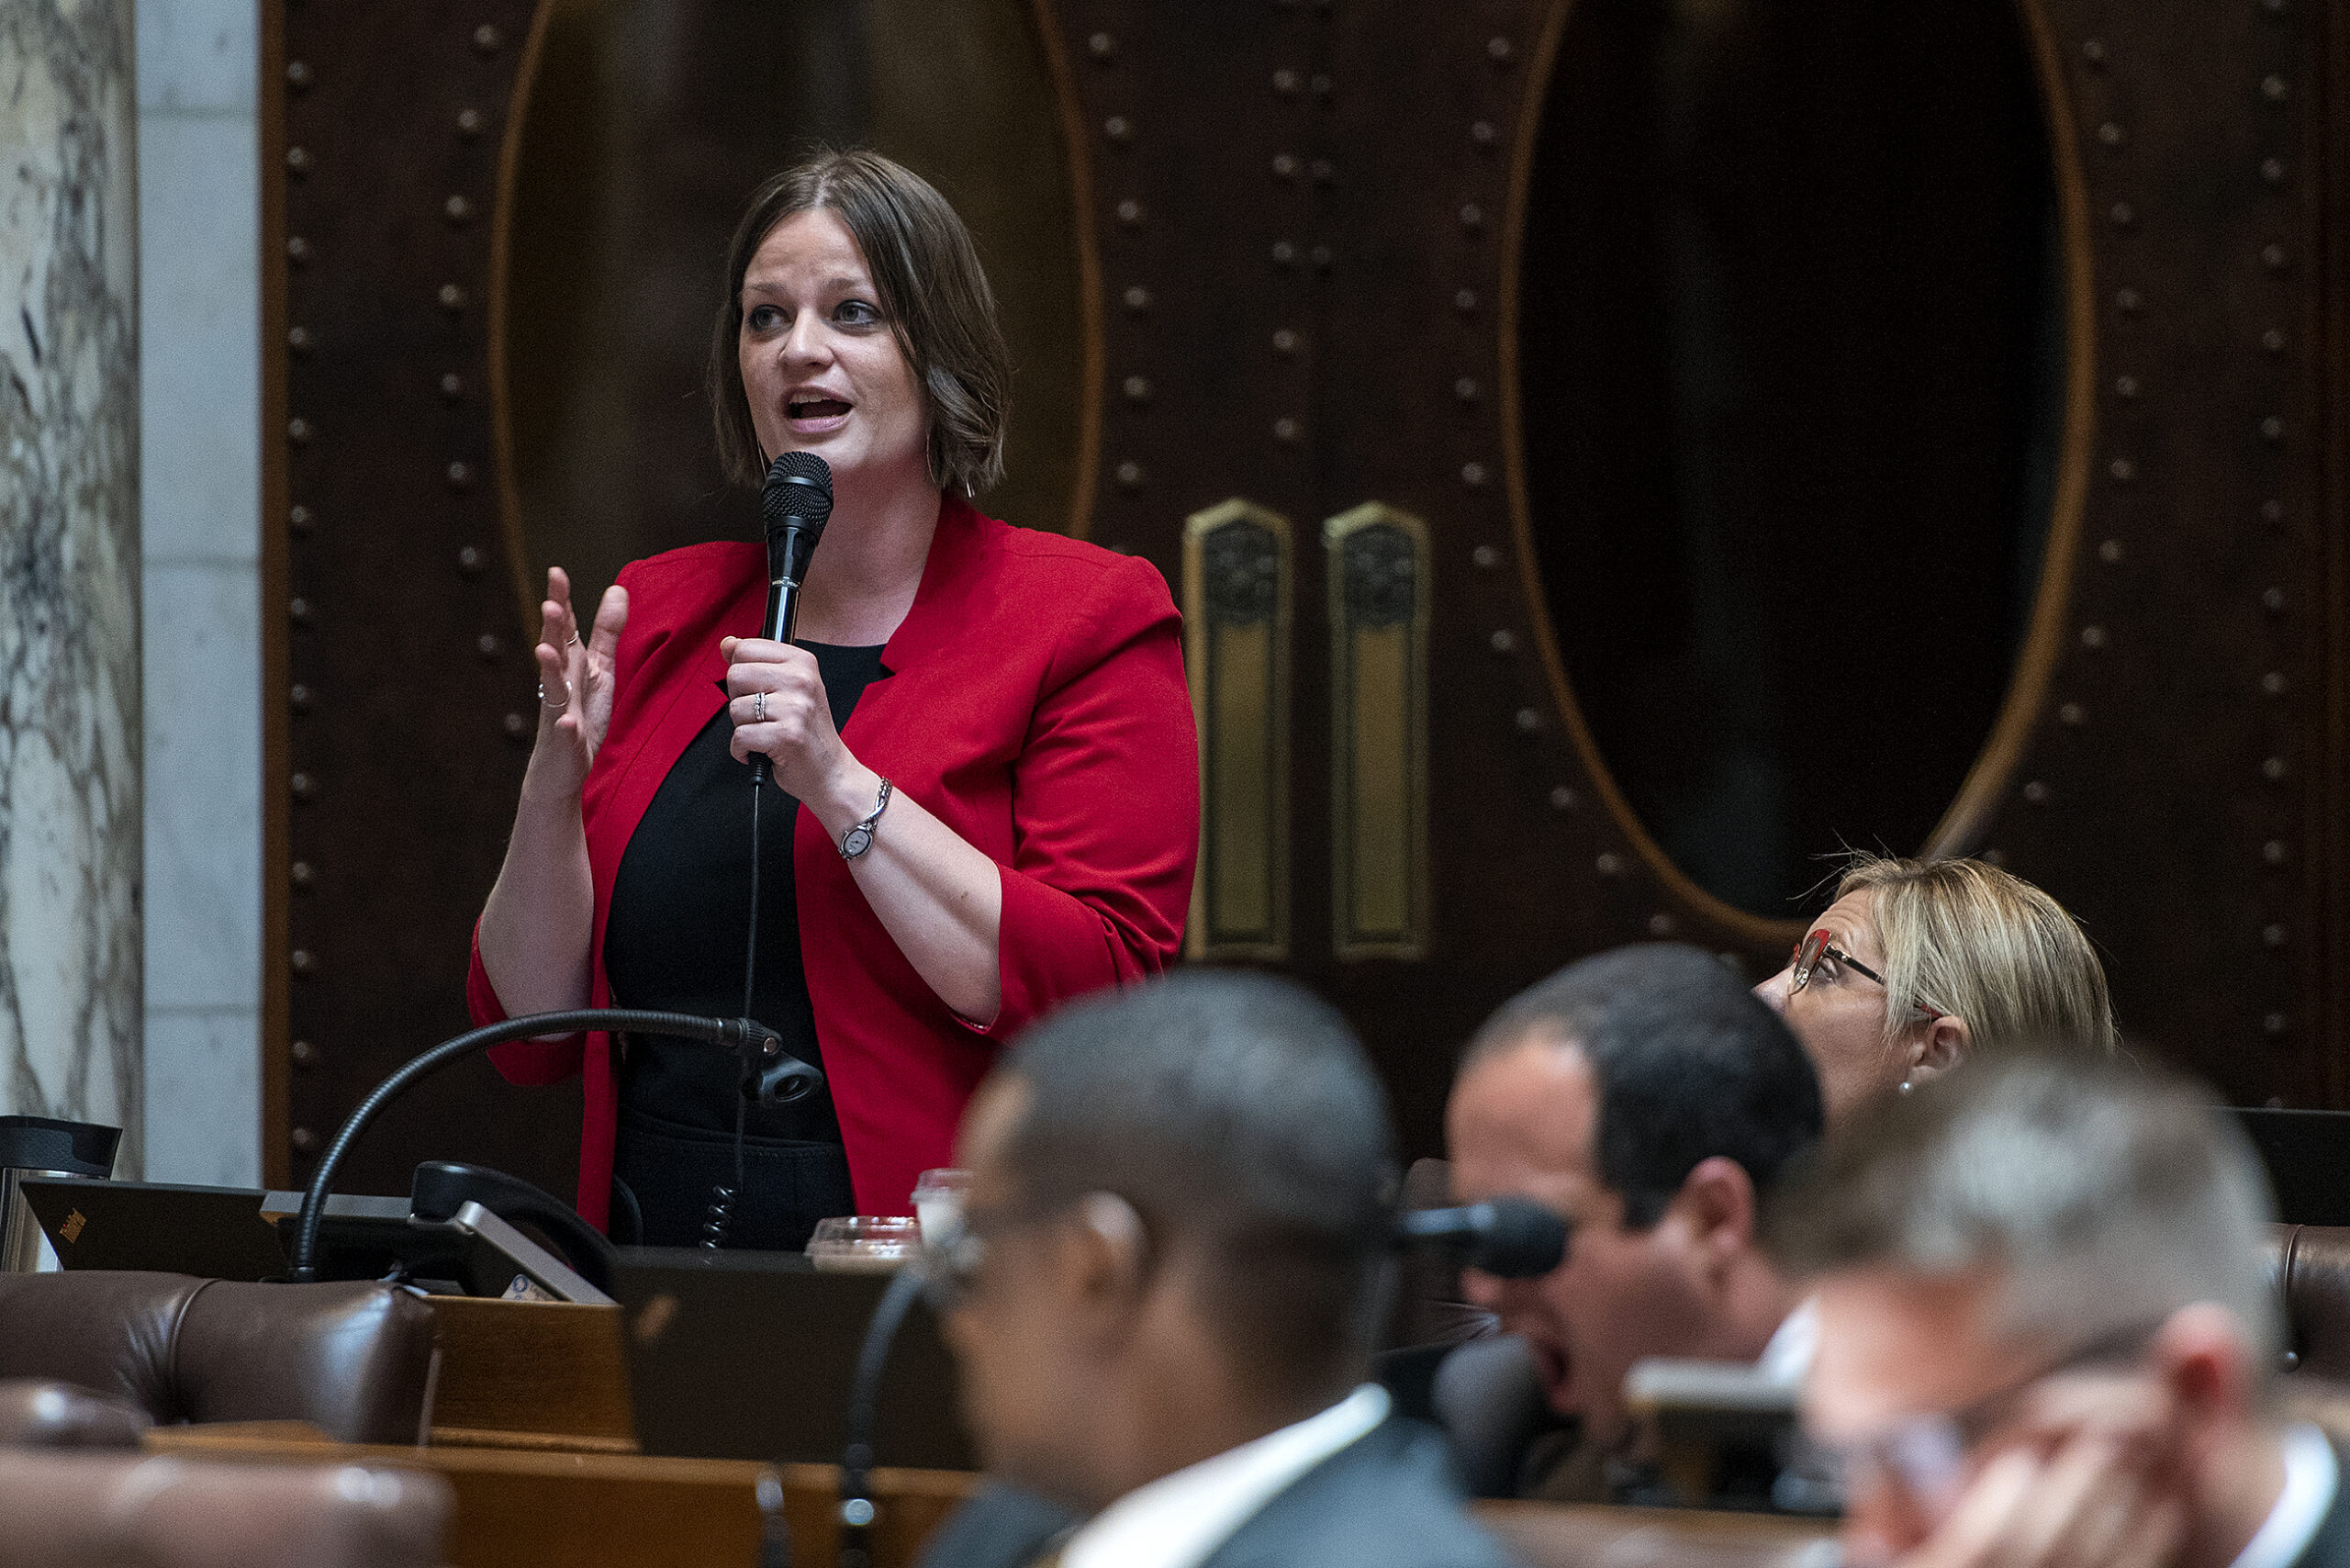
[0,1450,450,1568]
[0,1273,435,1442]
[0,1380,151,1449]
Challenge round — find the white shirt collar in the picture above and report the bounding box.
[1060,1383,1392,1568]
[1756,1297,1819,1385]
[2228,1424,2338,1568]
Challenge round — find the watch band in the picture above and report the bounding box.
[839,777,892,859]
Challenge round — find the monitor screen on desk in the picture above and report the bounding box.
[613,1248,974,1472]
[19,1179,292,1280]
[18,1181,602,1302]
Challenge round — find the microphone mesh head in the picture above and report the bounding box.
[1470,1197,1570,1279]
[762,451,834,536]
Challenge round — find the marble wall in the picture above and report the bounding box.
[137,0,260,1187]
[0,0,144,1172]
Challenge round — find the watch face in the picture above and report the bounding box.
[843,825,873,857]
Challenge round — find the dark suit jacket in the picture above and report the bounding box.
[917,1417,1513,1568]
[2292,1443,2350,1568]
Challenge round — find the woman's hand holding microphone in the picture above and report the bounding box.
[721,636,882,839]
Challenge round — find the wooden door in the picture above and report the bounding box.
[1032,0,2350,1151]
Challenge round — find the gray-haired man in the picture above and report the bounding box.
[1767,1053,2344,1568]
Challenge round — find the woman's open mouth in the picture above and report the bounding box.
[787,396,853,427]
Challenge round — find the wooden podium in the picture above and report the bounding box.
[421,1295,637,1453]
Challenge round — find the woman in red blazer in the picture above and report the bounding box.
[468,151,1197,1244]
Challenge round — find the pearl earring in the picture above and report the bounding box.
[1898,1079,1915,1094]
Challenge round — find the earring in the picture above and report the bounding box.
[1897,1079,1914,1094]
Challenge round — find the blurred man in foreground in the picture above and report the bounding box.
[921,971,1511,1568]
[1767,1053,2343,1568]
[1445,944,1825,1496]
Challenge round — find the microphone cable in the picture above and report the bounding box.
[704,761,764,1253]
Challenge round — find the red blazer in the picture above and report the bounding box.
[467,497,1199,1226]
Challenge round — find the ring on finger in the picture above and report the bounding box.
[537,680,570,711]
[566,634,579,646]
[753,691,767,722]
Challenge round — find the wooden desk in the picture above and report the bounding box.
[359,1298,1844,1566]
[147,1427,1836,1568]
[147,1427,968,1568]
[1477,1499,1838,1568]
[423,1295,635,1453]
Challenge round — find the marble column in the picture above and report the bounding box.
[139,0,259,1187]
[0,1,142,1172]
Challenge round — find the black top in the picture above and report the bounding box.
[604,642,888,1143]
[2295,1441,2350,1568]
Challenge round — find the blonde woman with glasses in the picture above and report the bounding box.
[1753,856,2118,1122]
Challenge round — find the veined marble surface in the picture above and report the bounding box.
[0,1,143,1171]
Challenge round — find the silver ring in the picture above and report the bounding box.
[566,634,579,646]
[537,681,568,711]
[753,691,767,722]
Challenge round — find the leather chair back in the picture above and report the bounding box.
[2270,1224,2350,1379]
[0,1450,449,1568]
[0,1272,433,1444]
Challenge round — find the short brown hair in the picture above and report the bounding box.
[1000,971,1396,1399]
[1463,945,1822,1228]
[707,149,1011,497]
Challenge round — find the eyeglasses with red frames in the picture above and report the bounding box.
[1788,930,1943,1020]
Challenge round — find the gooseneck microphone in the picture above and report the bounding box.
[1396,1197,1570,1279]
[832,1263,928,1568]
[284,1008,820,1282]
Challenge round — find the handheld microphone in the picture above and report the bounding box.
[1396,1197,1569,1279]
[713,452,834,1255]
[753,451,834,790]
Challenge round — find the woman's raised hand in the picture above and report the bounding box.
[529,566,629,797]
